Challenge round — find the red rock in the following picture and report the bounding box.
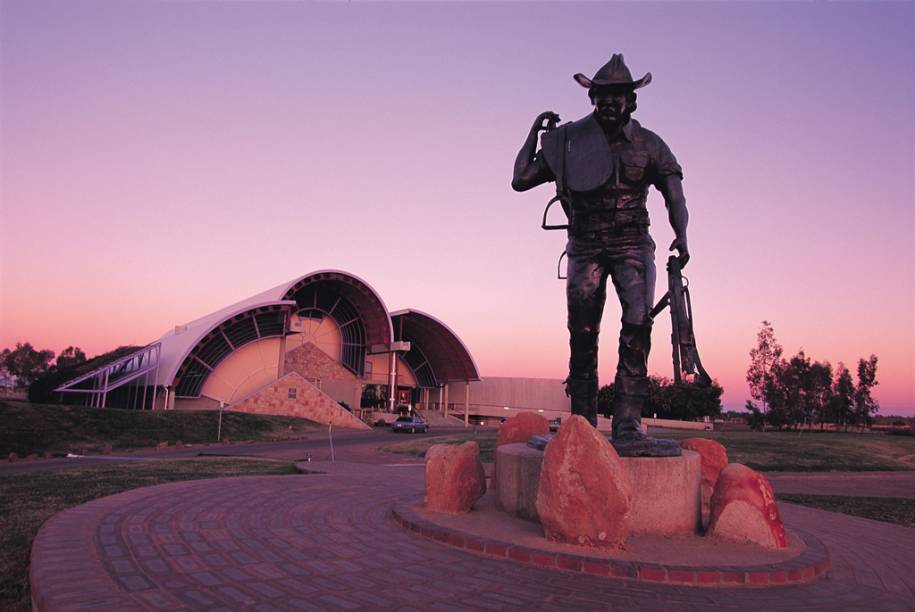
[708,463,788,549]
[497,412,551,447]
[424,442,487,513]
[679,438,728,529]
[494,412,550,488]
[535,415,632,548]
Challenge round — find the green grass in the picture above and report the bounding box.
[778,494,915,528]
[0,457,298,612]
[381,429,915,472]
[0,400,321,456]
[383,432,499,462]
[652,430,915,472]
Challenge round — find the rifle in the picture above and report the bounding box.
[649,256,712,386]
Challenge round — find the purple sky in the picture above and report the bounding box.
[1,1,913,414]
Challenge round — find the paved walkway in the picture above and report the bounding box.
[32,461,915,611]
[767,471,915,498]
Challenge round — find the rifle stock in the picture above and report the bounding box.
[651,256,712,386]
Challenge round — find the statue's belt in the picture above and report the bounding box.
[568,206,650,235]
[570,225,649,240]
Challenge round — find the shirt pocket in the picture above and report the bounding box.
[621,151,649,183]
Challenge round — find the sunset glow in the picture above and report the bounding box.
[1,2,912,415]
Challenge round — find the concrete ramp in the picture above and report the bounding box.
[419,411,467,427]
[230,371,369,429]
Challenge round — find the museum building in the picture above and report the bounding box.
[56,270,485,426]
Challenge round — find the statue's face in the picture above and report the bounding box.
[590,86,635,128]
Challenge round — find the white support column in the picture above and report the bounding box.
[101,370,110,409]
[438,385,443,412]
[443,383,450,419]
[151,351,160,411]
[144,377,149,411]
[387,352,397,410]
[464,381,470,427]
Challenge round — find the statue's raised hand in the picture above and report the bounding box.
[531,111,560,134]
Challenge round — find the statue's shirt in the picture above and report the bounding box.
[539,114,682,232]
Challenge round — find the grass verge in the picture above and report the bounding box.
[381,429,915,472]
[652,430,915,472]
[0,457,297,612]
[1,400,321,456]
[778,494,915,529]
[383,432,498,462]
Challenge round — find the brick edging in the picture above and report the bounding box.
[391,502,831,588]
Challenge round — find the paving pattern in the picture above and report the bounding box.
[31,461,915,611]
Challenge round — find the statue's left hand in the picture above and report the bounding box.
[669,237,690,268]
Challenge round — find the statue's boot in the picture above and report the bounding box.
[565,376,598,427]
[611,376,681,457]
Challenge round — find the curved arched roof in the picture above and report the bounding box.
[391,309,480,384]
[156,300,297,387]
[155,270,395,389]
[280,270,393,349]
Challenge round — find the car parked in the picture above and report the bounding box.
[391,415,430,434]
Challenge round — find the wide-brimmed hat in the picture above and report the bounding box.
[573,53,652,90]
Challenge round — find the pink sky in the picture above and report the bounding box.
[1,2,913,415]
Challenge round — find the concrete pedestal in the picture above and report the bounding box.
[494,444,544,521]
[624,450,701,535]
[494,443,702,536]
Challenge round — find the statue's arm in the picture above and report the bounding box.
[511,111,559,192]
[658,174,690,267]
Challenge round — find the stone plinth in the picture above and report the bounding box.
[624,451,701,535]
[493,412,550,490]
[494,444,701,536]
[494,443,544,521]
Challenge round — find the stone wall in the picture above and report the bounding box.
[230,371,369,429]
[284,342,357,383]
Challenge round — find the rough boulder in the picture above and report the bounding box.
[708,463,788,549]
[679,437,729,529]
[535,415,632,548]
[424,442,487,513]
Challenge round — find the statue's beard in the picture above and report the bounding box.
[595,106,632,130]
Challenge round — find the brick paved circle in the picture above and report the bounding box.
[31,462,915,611]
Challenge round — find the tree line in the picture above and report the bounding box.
[599,376,723,421]
[1,342,143,403]
[745,321,879,430]
[1,343,86,387]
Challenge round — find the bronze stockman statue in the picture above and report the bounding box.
[512,53,693,457]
